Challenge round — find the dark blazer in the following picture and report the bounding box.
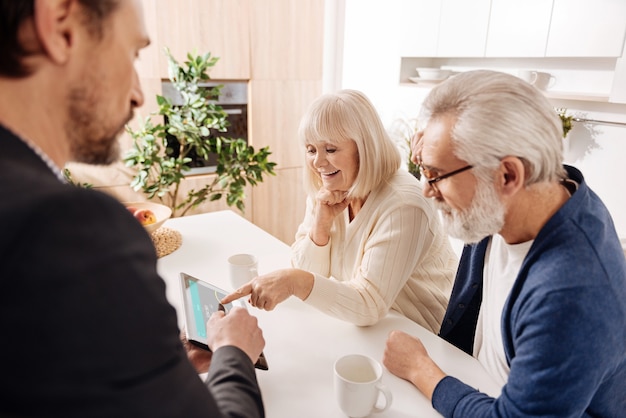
[0,125,264,417]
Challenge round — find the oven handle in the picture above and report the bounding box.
[223,109,243,115]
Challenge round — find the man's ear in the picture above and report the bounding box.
[498,156,525,196]
[33,0,76,64]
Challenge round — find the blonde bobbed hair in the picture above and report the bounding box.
[299,89,401,199]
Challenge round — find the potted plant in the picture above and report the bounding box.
[124,49,276,217]
[389,116,421,180]
[555,107,574,138]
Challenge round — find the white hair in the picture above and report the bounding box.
[420,70,566,185]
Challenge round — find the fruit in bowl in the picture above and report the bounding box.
[133,208,157,226]
[123,201,172,234]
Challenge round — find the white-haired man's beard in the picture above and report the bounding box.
[435,177,505,244]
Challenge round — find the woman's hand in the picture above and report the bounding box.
[221,268,315,310]
[310,188,349,246]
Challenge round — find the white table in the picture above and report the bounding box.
[157,210,501,418]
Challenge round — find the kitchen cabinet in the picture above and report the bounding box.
[249,0,324,80]
[395,0,442,57]
[485,0,552,57]
[437,0,491,57]
[153,0,251,80]
[247,0,324,243]
[249,80,321,170]
[392,0,626,105]
[248,78,320,242]
[546,0,626,58]
[251,167,307,245]
[610,41,626,104]
[395,0,626,59]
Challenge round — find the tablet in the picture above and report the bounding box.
[179,272,268,370]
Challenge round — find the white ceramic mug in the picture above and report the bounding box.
[517,70,538,85]
[334,354,392,418]
[533,71,556,91]
[227,253,258,289]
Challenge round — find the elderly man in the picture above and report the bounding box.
[383,70,626,417]
[0,1,265,416]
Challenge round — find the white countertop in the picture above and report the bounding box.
[157,210,501,417]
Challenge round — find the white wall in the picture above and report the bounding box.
[555,99,626,239]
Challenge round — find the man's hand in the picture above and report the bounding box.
[383,330,446,401]
[206,307,265,365]
[181,331,213,374]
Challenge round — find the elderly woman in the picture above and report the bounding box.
[223,89,457,332]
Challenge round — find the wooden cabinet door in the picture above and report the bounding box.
[486,0,553,57]
[437,0,491,57]
[546,0,626,57]
[249,80,321,169]
[155,0,250,80]
[249,0,324,80]
[248,79,321,242]
[251,167,307,245]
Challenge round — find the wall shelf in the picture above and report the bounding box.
[399,57,619,104]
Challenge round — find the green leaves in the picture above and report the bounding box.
[124,48,276,217]
[63,168,93,188]
[555,107,573,138]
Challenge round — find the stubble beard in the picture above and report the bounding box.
[65,85,132,165]
[435,177,506,244]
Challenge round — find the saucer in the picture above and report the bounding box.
[409,76,449,84]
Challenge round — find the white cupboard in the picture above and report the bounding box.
[390,0,626,59]
[437,0,491,57]
[485,0,553,57]
[546,0,626,57]
[396,0,441,57]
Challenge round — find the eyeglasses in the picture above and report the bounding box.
[418,162,473,193]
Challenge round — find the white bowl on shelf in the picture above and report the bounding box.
[415,67,451,81]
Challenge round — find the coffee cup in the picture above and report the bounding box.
[517,70,556,90]
[517,70,538,85]
[227,253,258,289]
[533,71,556,91]
[334,354,392,417]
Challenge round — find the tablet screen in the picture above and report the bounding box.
[180,272,239,344]
[179,272,268,370]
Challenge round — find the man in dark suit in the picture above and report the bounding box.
[0,1,265,416]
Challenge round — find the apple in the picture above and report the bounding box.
[134,208,157,226]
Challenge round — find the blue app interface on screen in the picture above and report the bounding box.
[187,278,233,339]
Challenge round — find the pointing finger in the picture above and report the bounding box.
[221,283,253,304]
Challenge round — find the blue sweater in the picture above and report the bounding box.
[434,166,626,417]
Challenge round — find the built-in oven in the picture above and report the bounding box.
[161,80,248,175]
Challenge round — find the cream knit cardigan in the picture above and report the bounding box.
[291,170,458,333]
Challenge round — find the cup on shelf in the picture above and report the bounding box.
[517,70,556,91]
[517,70,538,85]
[227,253,258,289]
[334,354,392,417]
[534,71,556,90]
